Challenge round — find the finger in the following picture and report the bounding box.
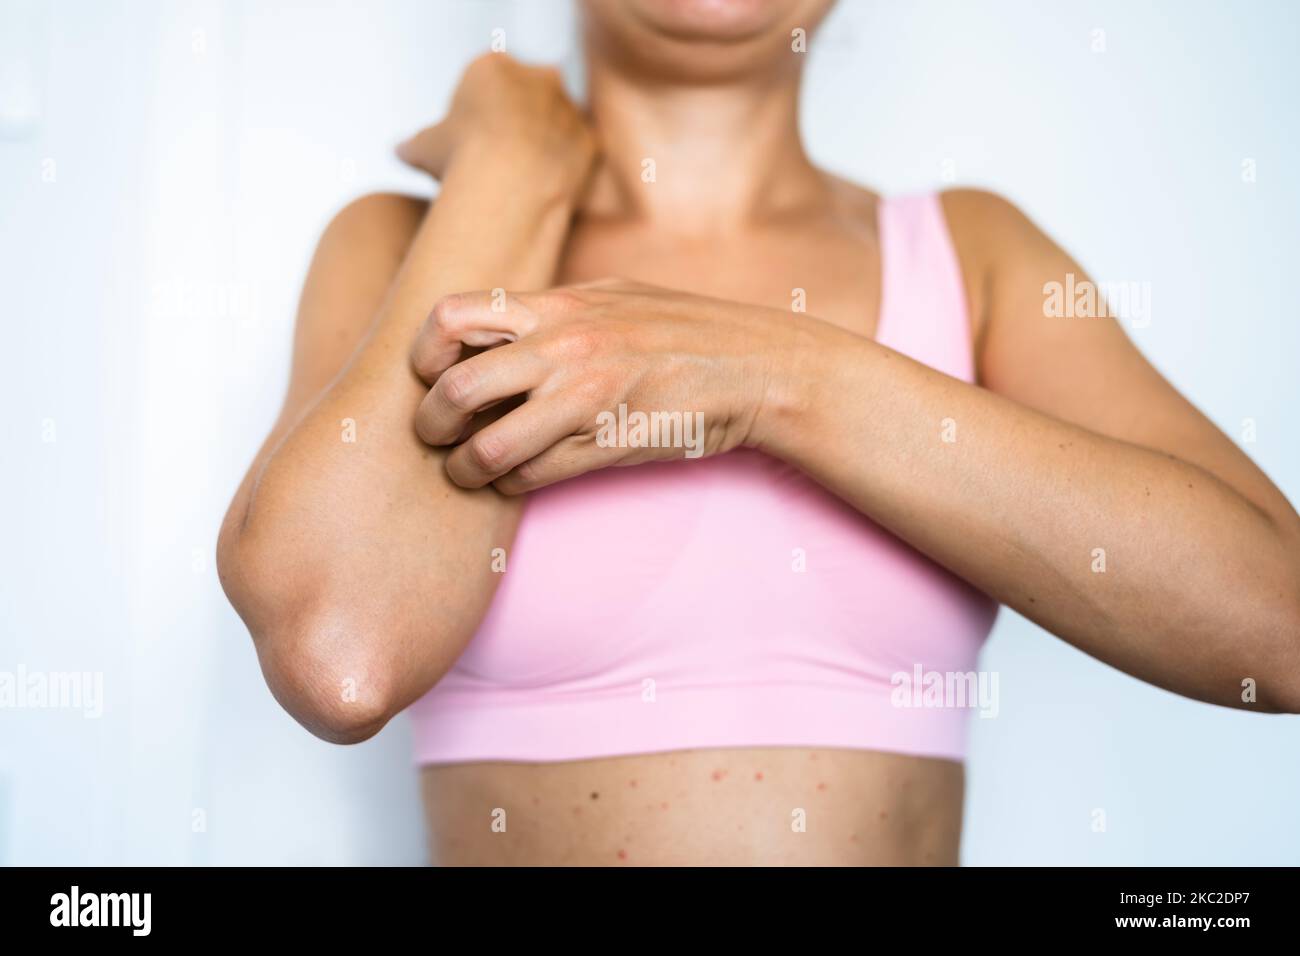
[414,343,548,446]
[395,120,451,177]
[410,290,542,384]
[454,394,525,444]
[444,397,587,489]
[567,276,644,293]
[492,435,610,496]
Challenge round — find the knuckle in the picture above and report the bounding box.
[467,51,503,76]
[513,459,540,489]
[493,476,526,497]
[575,373,613,406]
[437,366,479,412]
[556,325,602,361]
[467,433,508,472]
[534,288,585,314]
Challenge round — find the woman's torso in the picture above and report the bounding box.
[417,178,994,865]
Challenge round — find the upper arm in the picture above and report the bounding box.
[222,192,428,530]
[281,192,429,423]
[941,188,1300,532]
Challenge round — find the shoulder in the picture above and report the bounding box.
[936,188,1067,349]
[316,191,429,264]
[938,187,1064,270]
[286,192,430,405]
[300,192,430,325]
[938,187,1029,231]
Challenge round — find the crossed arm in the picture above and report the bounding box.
[217,148,559,742]
[768,191,1300,712]
[218,161,1300,742]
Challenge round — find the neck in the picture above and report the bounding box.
[579,54,828,231]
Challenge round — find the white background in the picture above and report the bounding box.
[1,0,1297,865]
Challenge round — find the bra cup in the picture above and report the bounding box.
[451,455,721,686]
[450,447,995,690]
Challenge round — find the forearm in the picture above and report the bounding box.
[754,320,1300,710]
[359,147,578,350]
[223,151,577,738]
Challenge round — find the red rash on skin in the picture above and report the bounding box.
[754,771,764,781]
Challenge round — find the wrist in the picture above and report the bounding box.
[742,317,845,459]
[444,132,593,208]
[418,141,584,293]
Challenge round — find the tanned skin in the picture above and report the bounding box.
[219,2,1300,864]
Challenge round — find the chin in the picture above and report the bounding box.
[627,0,788,42]
[581,0,835,81]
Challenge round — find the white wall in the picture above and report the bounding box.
[1,0,1296,865]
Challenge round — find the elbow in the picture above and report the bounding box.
[1251,588,1300,715]
[1269,673,1300,718]
[254,613,401,745]
[218,529,401,745]
[1267,531,1300,715]
[1274,607,1300,716]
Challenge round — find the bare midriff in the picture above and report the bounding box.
[421,747,963,865]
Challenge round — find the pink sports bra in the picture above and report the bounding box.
[408,193,999,764]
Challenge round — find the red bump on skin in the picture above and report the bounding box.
[809,753,819,761]
[572,806,583,815]
[616,849,627,861]
[629,779,638,788]
[531,796,540,807]
[850,834,860,843]
[754,771,764,782]
[660,802,669,811]
[817,782,828,792]
[711,770,728,782]
[879,810,889,820]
